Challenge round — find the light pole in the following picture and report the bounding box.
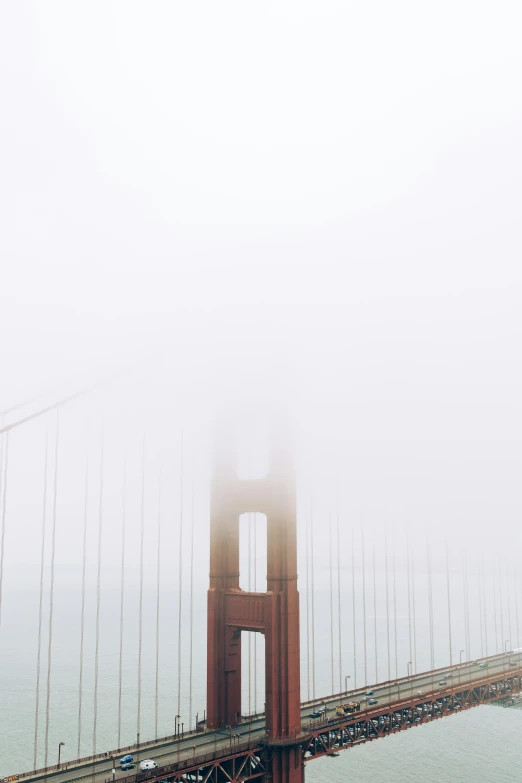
[226,725,232,748]
[505,640,510,654]
[345,675,350,694]
[459,649,464,683]
[175,715,181,737]
[57,742,65,768]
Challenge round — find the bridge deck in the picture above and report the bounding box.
[10,651,522,783]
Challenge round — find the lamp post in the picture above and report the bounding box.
[175,715,181,737]
[226,725,232,748]
[57,742,65,768]
[505,640,510,654]
[459,649,464,683]
[111,757,116,781]
[345,675,350,693]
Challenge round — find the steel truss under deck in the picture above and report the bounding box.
[303,670,522,761]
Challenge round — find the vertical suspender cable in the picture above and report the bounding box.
[310,499,316,700]
[44,411,60,767]
[385,537,391,682]
[493,562,499,653]
[427,540,434,669]
[482,556,488,657]
[507,561,513,651]
[361,528,367,688]
[446,545,453,668]
[477,556,484,659]
[511,568,520,647]
[92,429,104,757]
[248,511,252,714]
[406,536,412,671]
[336,504,342,695]
[373,543,378,683]
[464,555,471,660]
[411,547,417,673]
[188,482,194,727]
[137,435,145,746]
[77,455,89,757]
[329,514,334,694]
[0,432,9,626]
[498,557,505,651]
[117,456,127,749]
[392,548,398,679]
[352,529,357,689]
[33,434,49,769]
[177,433,184,721]
[254,511,257,713]
[305,507,310,701]
[155,471,162,738]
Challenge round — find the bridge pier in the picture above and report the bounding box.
[207,414,304,783]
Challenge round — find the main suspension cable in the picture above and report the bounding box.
[77,454,89,757]
[33,433,49,769]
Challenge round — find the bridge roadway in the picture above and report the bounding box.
[17,651,522,783]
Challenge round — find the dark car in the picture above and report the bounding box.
[120,763,135,771]
[309,710,322,718]
[368,698,378,706]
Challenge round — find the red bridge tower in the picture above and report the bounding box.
[207,417,304,783]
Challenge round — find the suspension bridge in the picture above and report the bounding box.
[0,387,520,783]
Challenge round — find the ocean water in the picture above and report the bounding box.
[306,705,522,783]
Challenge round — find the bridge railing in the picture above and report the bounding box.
[299,650,515,711]
[14,725,210,782]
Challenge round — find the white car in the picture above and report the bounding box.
[140,760,158,771]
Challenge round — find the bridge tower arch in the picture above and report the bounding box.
[207,413,304,783]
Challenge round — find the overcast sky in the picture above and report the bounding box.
[1,1,522,558]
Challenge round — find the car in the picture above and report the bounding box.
[309,710,322,718]
[417,691,424,696]
[365,690,374,696]
[509,661,517,667]
[120,763,135,771]
[140,760,158,772]
[120,755,134,766]
[368,698,378,705]
[439,680,447,686]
